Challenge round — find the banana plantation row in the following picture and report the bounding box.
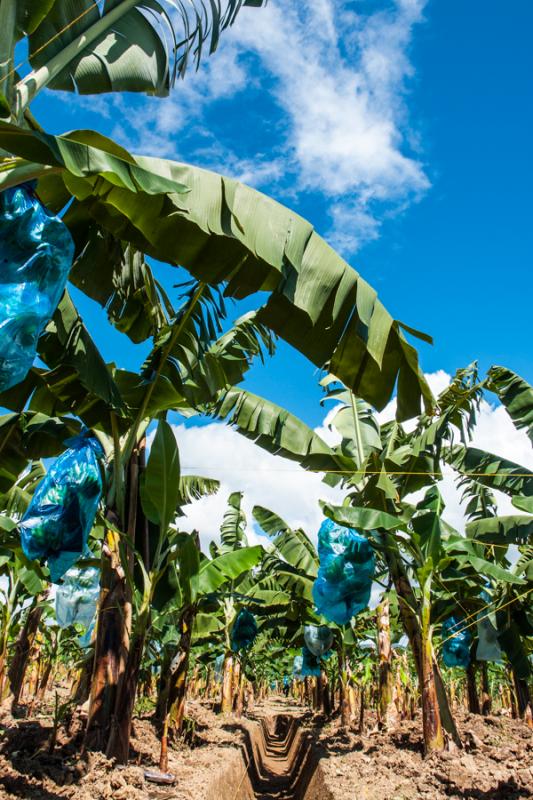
[1,361,532,769]
[0,0,531,779]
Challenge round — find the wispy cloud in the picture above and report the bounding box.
[93,0,430,252]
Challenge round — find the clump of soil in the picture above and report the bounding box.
[317,709,533,800]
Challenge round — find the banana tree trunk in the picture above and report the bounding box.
[338,645,350,728]
[377,598,397,729]
[72,652,94,706]
[0,577,18,700]
[513,671,533,727]
[85,440,145,754]
[84,523,131,751]
[232,659,241,713]
[480,662,491,715]
[106,622,147,763]
[420,574,443,754]
[384,534,461,747]
[466,661,480,714]
[322,669,331,716]
[221,652,234,714]
[8,593,45,706]
[167,606,195,735]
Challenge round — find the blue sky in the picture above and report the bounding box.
[32,0,533,430]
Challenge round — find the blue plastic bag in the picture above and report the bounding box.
[231,609,258,652]
[0,183,74,392]
[304,625,334,657]
[214,654,224,679]
[442,616,472,668]
[78,618,96,649]
[293,654,304,678]
[55,562,100,629]
[312,518,375,625]
[20,433,104,582]
[301,645,322,677]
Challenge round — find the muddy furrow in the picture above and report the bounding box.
[245,714,317,799]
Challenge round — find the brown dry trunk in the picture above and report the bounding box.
[348,682,357,720]
[221,652,234,713]
[513,671,533,727]
[322,670,331,716]
[232,659,241,712]
[9,594,45,706]
[304,677,312,706]
[420,575,444,754]
[72,653,94,706]
[358,686,365,733]
[84,523,130,752]
[235,664,244,718]
[167,606,195,734]
[377,598,397,729]
[85,442,145,755]
[106,627,146,763]
[480,662,491,715]
[466,661,480,714]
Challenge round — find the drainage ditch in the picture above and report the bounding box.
[206,714,333,800]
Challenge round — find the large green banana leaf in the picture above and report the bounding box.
[446,445,533,498]
[0,124,433,420]
[466,514,533,546]
[252,506,319,577]
[213,387,357,478]
[487,366,533,445]
[14,0,265,109]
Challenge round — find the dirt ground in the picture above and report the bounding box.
[0,699,249,800]
[0,698,531,800]
[316,709,533,800]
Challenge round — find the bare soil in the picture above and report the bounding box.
[316,709,533,800]
[0,698,531,800]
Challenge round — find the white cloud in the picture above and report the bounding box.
[171,421,343,551]
[106,0,429,252]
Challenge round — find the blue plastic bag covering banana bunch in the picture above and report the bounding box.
[55,562,100,629]
[292,654,304,678]
[300,645,322,677]
[230,608,258,652]
[214,654,224,679]
[0,183,74,392]
[476,591,502,662]
[312,518,375,625]
[304,624,334,657]
[78,618,96,649]
[20,433,104,583]
[476,614,502,662]
[442,616,472,668]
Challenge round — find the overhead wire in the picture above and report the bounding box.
[181,467,533,477]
